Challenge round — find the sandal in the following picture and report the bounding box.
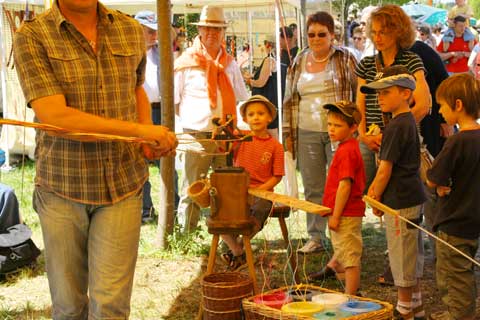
[221,250,234,266]
[227,253,247,272]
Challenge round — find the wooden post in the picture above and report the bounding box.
[156,0,175,249]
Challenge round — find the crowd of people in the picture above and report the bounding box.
[8,0,480,319]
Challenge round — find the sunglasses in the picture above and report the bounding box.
[420,33,426,36]
[308,32,328,38]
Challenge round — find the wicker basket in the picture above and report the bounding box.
[201,272,253,320]
[242,284,393,320]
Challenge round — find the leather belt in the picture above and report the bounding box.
[151,102,161,109]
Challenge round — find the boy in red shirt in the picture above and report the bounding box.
[308,101,366,295]
[221,95,285,271]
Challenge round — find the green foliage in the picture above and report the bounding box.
[166,224,211,257]
[332,0,412,45]
[184,13,200,41]
[471,0,480,21]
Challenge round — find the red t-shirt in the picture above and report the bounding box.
[323,138,366,217]
[234,135,285,189]
[437,37,473,73]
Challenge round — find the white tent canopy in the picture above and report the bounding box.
[103,0,300,9]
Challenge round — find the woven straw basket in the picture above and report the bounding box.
[201,272,253,320]
[188,179,211,208]
[242,284,393,320]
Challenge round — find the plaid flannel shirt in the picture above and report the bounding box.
[282,46,358,159]
[13,1,148,204]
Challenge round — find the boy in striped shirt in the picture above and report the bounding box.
[221,95,285,271]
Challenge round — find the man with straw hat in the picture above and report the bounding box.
[174,5,249,233]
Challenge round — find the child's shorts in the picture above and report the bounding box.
[330,217,363,268]
[250,196,272,232]
[385,205,424,287]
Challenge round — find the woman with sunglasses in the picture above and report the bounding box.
[355,5,430,320]
[283,11,357,255]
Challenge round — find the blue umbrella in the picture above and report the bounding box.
[419,11,476,26]
[401,3,445,19]
[419,10,447,25]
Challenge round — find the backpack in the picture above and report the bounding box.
[0,224,41,274]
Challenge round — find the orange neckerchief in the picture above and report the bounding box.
[174,36,236,122]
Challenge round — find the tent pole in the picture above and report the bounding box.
[156,0,175,249]
[0,5,11,171]
[274,0,282,143]
[248,9,253,75]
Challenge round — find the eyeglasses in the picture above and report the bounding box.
[353,37,364,41]
[308,32,328,38]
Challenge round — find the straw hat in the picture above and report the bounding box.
[239,95,277,120]
[191,5,228,28]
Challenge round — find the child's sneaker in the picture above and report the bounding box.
[227,253,247,271]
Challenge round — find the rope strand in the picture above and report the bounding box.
[363,195,480,268]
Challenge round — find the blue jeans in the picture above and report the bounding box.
[33,186,142,320]
[297,129,332,243]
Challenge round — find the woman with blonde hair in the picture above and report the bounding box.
[355,4,431,188]
[354,4,431,320]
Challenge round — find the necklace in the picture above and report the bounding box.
[310,51,330,63]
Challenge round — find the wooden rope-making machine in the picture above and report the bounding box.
[186,118,331,319]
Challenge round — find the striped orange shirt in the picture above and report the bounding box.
[234,135,284,189]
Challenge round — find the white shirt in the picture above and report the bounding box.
[345,46,362,62]
[144,46,160,103]
[467,43,480,70]
[361,38,376,60]
[297,62,336,132]
[174,50,249,131]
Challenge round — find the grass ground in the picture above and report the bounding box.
[0,160,479,319]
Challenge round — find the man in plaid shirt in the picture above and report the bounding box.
[13,0,177,318]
